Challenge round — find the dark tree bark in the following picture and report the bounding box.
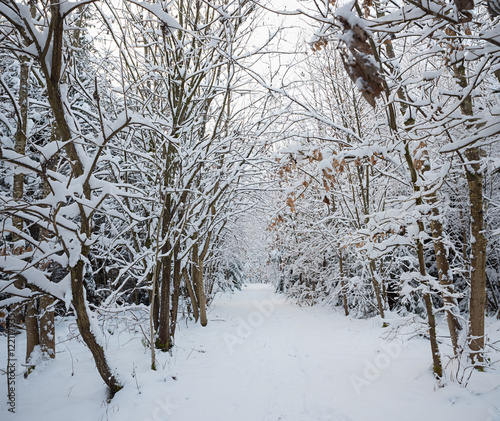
[465,148,487,365]
[192,235,208,327]
[25,301,39,363]
[170,245,182,340]
[38,0,122,395]
[417,234,443,378]
[71,261,121,395]
[13,53,42,366]
[454,63,487,366]
[184,267,199,322]
[39,295,55,358]
[339,252,349,316]
[428,198,462,355]
[157,242,172,350]
[369,259,385,319]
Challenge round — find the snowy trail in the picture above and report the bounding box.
[115,284,499,421]
[2,284,500,421]
[168,284,350,421]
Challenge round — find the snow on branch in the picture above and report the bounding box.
[0,255,71,302]
[59,0,98,18]
[127,0,183,31]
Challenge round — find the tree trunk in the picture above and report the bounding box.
[460,210,468,267]
[417,234,443,378]
[39,295,55,358]
[13,55,29,233]
[25,301,39,363]
[339,252,349,316]
[454,63,487,366]
[369,259,385,319]
[71,260,122,396]
[170,245,181,340]
[402,139,443,377]
[184,267,199,322]
[465,147,487,366]
[5,0,122,396]
[151,275,160,332]
[14,55,39,366]
[371,4,445,374]
[423,292,443,378]
[46,1,118,390]
[35,124,59,361]
[157,244,171,351]
[198,256,207,326]
[192,235,207,326]
[428,197,462,355]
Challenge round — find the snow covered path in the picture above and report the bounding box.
[2,284,500,421]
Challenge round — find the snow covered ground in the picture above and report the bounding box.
[1,284,500,421]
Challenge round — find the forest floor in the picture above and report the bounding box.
[1,283,500,421]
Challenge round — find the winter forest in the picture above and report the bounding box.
[1,0,500,419]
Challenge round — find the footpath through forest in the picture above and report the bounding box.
[1,284,500,421]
